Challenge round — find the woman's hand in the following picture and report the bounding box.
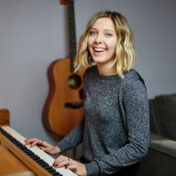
[25,138,60,155]
[53,155,87,176]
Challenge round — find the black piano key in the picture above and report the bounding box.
[39,162,48,167]
[14,141,21,144]
[25,150,35,156]
[46,167,62,176]
[46,168,56,172]
[24,150,33,155]
[31,154,40,160]
[8,137,17,142]
[36,158,45,164]
[37,160,49,166]
[24,149,34,155]
[49,168,57,173]
[18,145,27,150]
[50,172,58,175]
[53,173,63,176]
[34,158,43,163]
[43,164,51,169]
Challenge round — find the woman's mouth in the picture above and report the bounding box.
[93,47,106,55]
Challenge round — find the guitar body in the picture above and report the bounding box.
[43,57,84,136]
[43,0,85,137]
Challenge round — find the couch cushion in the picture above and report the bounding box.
[150,94,176,140]
[150,133,176,157]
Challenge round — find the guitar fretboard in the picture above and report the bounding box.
[67,0,77,72]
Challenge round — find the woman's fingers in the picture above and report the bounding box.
[31,140,41,147]
[53,155,70,168]
[53,157,86,175]
[53,159,69,168]
[66,163,77,173]
[25,138,42,147]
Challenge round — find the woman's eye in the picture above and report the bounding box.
[105,33,113,37]
[89,31,96,35]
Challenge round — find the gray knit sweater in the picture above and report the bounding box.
[57,66,150,176]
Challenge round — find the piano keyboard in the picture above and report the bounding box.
[0,126,77,176]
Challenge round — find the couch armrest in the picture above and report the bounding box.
[140,133,176,176]
[150,132,176,158]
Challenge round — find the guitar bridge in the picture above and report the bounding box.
[65,102,84,109]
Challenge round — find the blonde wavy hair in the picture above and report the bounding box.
[74,10,137,77]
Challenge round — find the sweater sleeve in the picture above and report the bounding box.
[57,119,84,153]
[85,78,150,175]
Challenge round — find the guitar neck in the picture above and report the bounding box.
[67,0,76,72]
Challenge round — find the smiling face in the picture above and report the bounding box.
[88,17,118,73]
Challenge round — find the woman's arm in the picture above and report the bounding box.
[57,118,84,153]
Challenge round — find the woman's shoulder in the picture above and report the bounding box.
[123,69,138,79]
[122,69,146,90]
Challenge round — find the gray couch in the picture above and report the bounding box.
[140,93,176,176]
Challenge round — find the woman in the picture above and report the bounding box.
[25,11,149,176]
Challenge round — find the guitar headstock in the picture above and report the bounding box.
[60,0,67,5]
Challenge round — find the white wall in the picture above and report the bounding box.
[74,0,176,98]
[0,0,68,143]
[0,0,176,143]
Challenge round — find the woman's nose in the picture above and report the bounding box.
[95,34,103,43]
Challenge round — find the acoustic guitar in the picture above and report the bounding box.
[43,0,84,137]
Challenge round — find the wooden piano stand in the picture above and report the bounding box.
[0,109,34,176]
[0,109,9,143]
[0,108,10,144]
[0,109,10,126]
[0,144,35,176]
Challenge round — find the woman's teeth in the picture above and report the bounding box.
[94,48,105,52]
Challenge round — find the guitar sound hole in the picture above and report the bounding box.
[68,74,81,89]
